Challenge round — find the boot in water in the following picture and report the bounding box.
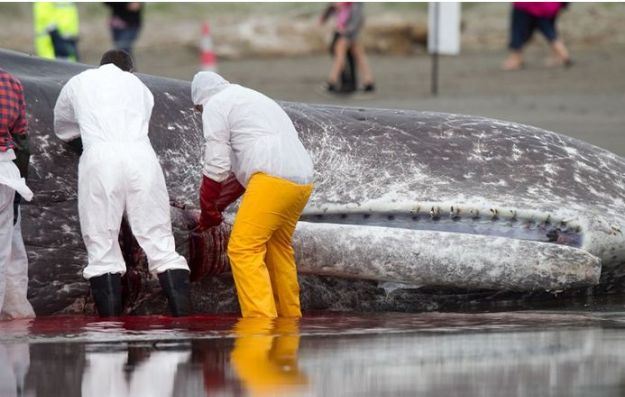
[89,273,122,317]
[158,269,192,317]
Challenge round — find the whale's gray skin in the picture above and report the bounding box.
[1,49,624,315]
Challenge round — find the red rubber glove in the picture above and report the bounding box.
[216,174,245,211]
[199,176,223,229]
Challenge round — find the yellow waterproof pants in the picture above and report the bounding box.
[230,317,307,396]
[228,173,313,318]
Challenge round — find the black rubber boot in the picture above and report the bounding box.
[89,273,123,317]
[158,269,192,317]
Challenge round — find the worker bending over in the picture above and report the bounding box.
[54,50,191,317]
[192,71,314,318]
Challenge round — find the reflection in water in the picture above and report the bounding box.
[230,318,307,396]
[0,320,31,397]
[0,343,30,397]
[184,339,233,396]
[2,312,625,396]
[81,345,190,397]
[300,328,625,396]
[18,317,307,397]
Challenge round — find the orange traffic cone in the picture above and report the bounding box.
[200,22,218,71]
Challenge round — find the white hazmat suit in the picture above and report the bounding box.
[190,72,313,186]
[53,64,188,279]
[0,150,34,319]
[191,72,314,318]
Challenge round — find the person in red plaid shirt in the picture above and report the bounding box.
[0,68,35,319]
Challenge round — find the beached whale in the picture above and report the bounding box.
[2,49,624,315]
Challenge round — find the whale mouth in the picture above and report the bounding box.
[301,203,583,248]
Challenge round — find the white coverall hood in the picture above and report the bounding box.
[191,71,230,105]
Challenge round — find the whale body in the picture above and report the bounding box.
[1,49,624,315]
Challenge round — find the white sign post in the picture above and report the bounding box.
[428,2,461,55]
[428,2,461,95]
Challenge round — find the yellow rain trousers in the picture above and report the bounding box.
[227,173,313,318]
[230,317,307,396]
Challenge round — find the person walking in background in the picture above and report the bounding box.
[191,71,314,318]
[321,2,375,94]
[502,2,572,71]
[53,50,191,317]
[104,3,143,57]
[320,3,357,94]
[0,68,35,320]
[33,2,80,61]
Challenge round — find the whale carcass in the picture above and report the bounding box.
[1,49,624,315]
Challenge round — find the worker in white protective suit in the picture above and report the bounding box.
[191,71,314,318]
[53,50,191,317]
[0,68,36,320]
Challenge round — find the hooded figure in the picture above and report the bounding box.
[53,50,191,317]
[191,71,314,318]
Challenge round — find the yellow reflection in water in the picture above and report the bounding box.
[230,317,308,396]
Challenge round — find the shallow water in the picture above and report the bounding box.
[1,311,625,397]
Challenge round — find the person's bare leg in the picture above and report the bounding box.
[551,39,572,66]
[328,37,349,84]
[351,41,375,85]
[502,51,524,70]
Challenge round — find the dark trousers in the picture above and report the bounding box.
[50,30,79,61]
[112,26,141,56]
[509,8,558,50]
[330,31,357,93]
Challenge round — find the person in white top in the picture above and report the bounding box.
[53,50,191,317]
[0,68,35,320]
[191,71,314,318]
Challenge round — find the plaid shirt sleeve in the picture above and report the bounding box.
[10,80,27,137]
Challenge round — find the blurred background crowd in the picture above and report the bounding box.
[1,2,624,154]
